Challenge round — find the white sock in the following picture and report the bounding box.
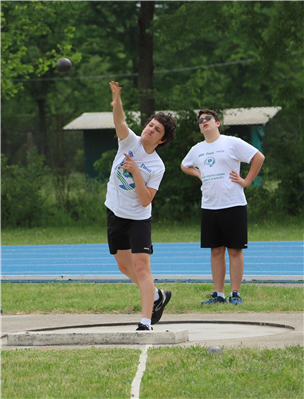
[216,292,225,298]
[141,318,152,329]
[154,288,160,302]
[231,291,240,296]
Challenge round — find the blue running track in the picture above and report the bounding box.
[1,241,303,283]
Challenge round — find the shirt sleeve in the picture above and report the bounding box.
[118,128,138,150]
[232,137,258,164]
[146,163,165,190]
[182,146,196,168]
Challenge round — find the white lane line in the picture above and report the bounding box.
[131,345,151,399]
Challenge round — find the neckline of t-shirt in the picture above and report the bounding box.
[204,134,223,145]
[140,140,156,155]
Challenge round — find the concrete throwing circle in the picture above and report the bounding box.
[5,321,293,347]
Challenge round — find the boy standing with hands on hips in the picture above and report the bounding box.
[105,81,176,330]
[181,109,265,305]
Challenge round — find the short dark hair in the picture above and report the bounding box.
[145,112,177,149]
[198,109,221,132]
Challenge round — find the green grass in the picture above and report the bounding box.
[1,346,303,398]
[1,347,140,398]
[1,225,109,246]
[141,345,303,398]
[1,216,303,246]
[1,283,303,315]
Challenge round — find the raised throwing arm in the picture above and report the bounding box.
[109,81,129,140]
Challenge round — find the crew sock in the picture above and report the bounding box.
[154,288,160,302]
[141,318,152,329]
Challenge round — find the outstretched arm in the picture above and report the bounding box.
[230,151,265,187]
[180,163,202,181]
[109,81,129,140]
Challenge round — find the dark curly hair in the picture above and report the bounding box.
[145,112,177,149]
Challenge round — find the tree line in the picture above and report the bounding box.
[1,1,303,227]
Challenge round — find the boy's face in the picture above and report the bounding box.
[198,114,220,134]
[141,118,166,147]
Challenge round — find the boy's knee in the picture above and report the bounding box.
[228,248,243,258]
[211,246,225,257]
[134,261,150,279]
[135,266,150,281]
[118,262,128,274]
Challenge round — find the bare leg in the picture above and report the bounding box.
[114,250,154,319]
[132,253,155,319]
[210,246,226,293]
[227,248,244,292]
[114,249,139,285]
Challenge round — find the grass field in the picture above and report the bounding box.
[141,345,303,399]
[1,282,303,314]
[1,346,302,398]
[1,216,303,246]
[1,347,140,398]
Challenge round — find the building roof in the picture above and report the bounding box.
[221,107,282,126]
[63,112,116,130]
[63,106,281,130]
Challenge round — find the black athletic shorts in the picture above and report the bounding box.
[201,205,248,249]
[107,208,153,255]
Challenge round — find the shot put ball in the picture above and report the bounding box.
[56,58,72,73]
[207,345,222,354]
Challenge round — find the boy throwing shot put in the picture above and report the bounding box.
[181,109,265,304]
[106,81,176,330]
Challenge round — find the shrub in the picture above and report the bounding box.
[263,109,304,216]
[1,150,50,228]
[93,149,116,181]
[1,152,108,228]
[43,173,108,227]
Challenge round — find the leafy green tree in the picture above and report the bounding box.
[228,1,304,113]
[1,1,81,99]
[138,1,155,123]
[1,1,303,223]
[1,0,82,164]
[152,1,303,112]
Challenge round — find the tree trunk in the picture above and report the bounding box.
[138,1,155,126]
[2,130,7,156]
[37,98,47,157]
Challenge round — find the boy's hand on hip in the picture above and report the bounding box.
[229,171,248,187]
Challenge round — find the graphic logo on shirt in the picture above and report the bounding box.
[204,157,215,167]
[114,151,136,191]
[116,163,135,190]
[140,163,152,173]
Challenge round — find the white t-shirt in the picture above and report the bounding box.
[105,128,165,220]
[182,135,258,210]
